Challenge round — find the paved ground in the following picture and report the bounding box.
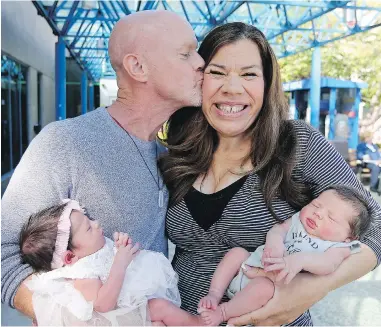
[2,189,380,326]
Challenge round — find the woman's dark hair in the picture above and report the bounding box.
[20,203,75,272]
[159,22,310,220]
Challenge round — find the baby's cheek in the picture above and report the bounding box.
[318,225,335,240]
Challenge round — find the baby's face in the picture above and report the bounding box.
[70,210,106,259]
[299,190,354,242]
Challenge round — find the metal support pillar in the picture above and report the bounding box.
[328,88,336,140]
[289,91,297,119]
[309,47,321,129]
[88,82,94,111]
[55,37,66,120]
[81,71,88,115]
[348,88,360,149]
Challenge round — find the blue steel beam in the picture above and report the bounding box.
[34,1,94,81]
[246,2,254,24]
[61,1,79,35]
[55,37,66,120]
[68,13,93,48]
[109,1,121,20]
[36,0,381,81]
[98,2,114,32]
[267,1,350,40]
[143,1,156,11]
[191,1,209,21]
[89,82,94,112]
[219,2,246,22]
[118,1,131,15]
[81,70,88,115]
[180,1,191,22]
[245,1,341,8]
[48,0,58,17]
[309,47,321,129]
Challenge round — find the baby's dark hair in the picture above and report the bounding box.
[325,185,372,239]
[19,203,75,272]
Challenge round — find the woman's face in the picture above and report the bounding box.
[202,39,265,138]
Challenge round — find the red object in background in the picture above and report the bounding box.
[348,110,356,118]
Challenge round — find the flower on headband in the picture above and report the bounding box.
[51,199,85,269]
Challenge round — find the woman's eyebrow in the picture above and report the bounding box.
[208,63,226,69]
[208,63,261,71]
[241,64,262,70]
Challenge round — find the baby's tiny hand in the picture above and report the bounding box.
[114,237,140,269]
[198,294,219,311]
[262,243,285,267]
[264,254,303,284]
[113,232,132,248]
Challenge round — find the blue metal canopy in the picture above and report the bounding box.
[33,0,381,82]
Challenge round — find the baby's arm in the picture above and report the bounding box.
[74,233,139,313]
[298,247,352,275]
[265,247,352,284]
[262,218,292,263]
[74,257,128,313]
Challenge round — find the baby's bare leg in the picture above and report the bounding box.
[202,277,274,326]
[148,298,203,326]
[199,247,251,311]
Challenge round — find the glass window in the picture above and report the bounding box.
[1,53,28,175]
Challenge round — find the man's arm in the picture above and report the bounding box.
[1,123,72,316]
[13,277,35,319]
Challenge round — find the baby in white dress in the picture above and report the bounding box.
[20,199,202,326]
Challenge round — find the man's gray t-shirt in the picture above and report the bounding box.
[1,107,169,307]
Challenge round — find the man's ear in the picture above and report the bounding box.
[122,54,148,82]
[62,250,79,266]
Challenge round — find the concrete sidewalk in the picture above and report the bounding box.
[2,190,381,326]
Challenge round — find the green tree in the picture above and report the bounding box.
[279,27,381,137]
[279,27,381,108]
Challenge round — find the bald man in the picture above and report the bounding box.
[1,10,204,321]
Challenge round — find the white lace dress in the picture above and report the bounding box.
[27,238,180,326]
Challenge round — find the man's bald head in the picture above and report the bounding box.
[108,10,192,73]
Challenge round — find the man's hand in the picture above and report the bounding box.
[227,268,328,326]
[13,275,36,320]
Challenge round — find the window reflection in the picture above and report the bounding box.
[1,54,28,176]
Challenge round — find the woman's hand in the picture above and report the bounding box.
[227,268,328,326]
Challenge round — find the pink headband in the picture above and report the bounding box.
[51,199,85,269]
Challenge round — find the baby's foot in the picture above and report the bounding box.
[198,294,220,311]
[201,307,224,326]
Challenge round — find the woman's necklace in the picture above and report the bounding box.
[113,118,164,208]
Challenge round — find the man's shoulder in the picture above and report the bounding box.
[39,108,106,139]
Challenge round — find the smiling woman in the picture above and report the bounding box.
[202,39,264,138]
[159,22,381,327]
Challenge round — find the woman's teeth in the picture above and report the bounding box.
[215,104,247,113]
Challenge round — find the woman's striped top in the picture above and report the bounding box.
[166,120,381,326]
